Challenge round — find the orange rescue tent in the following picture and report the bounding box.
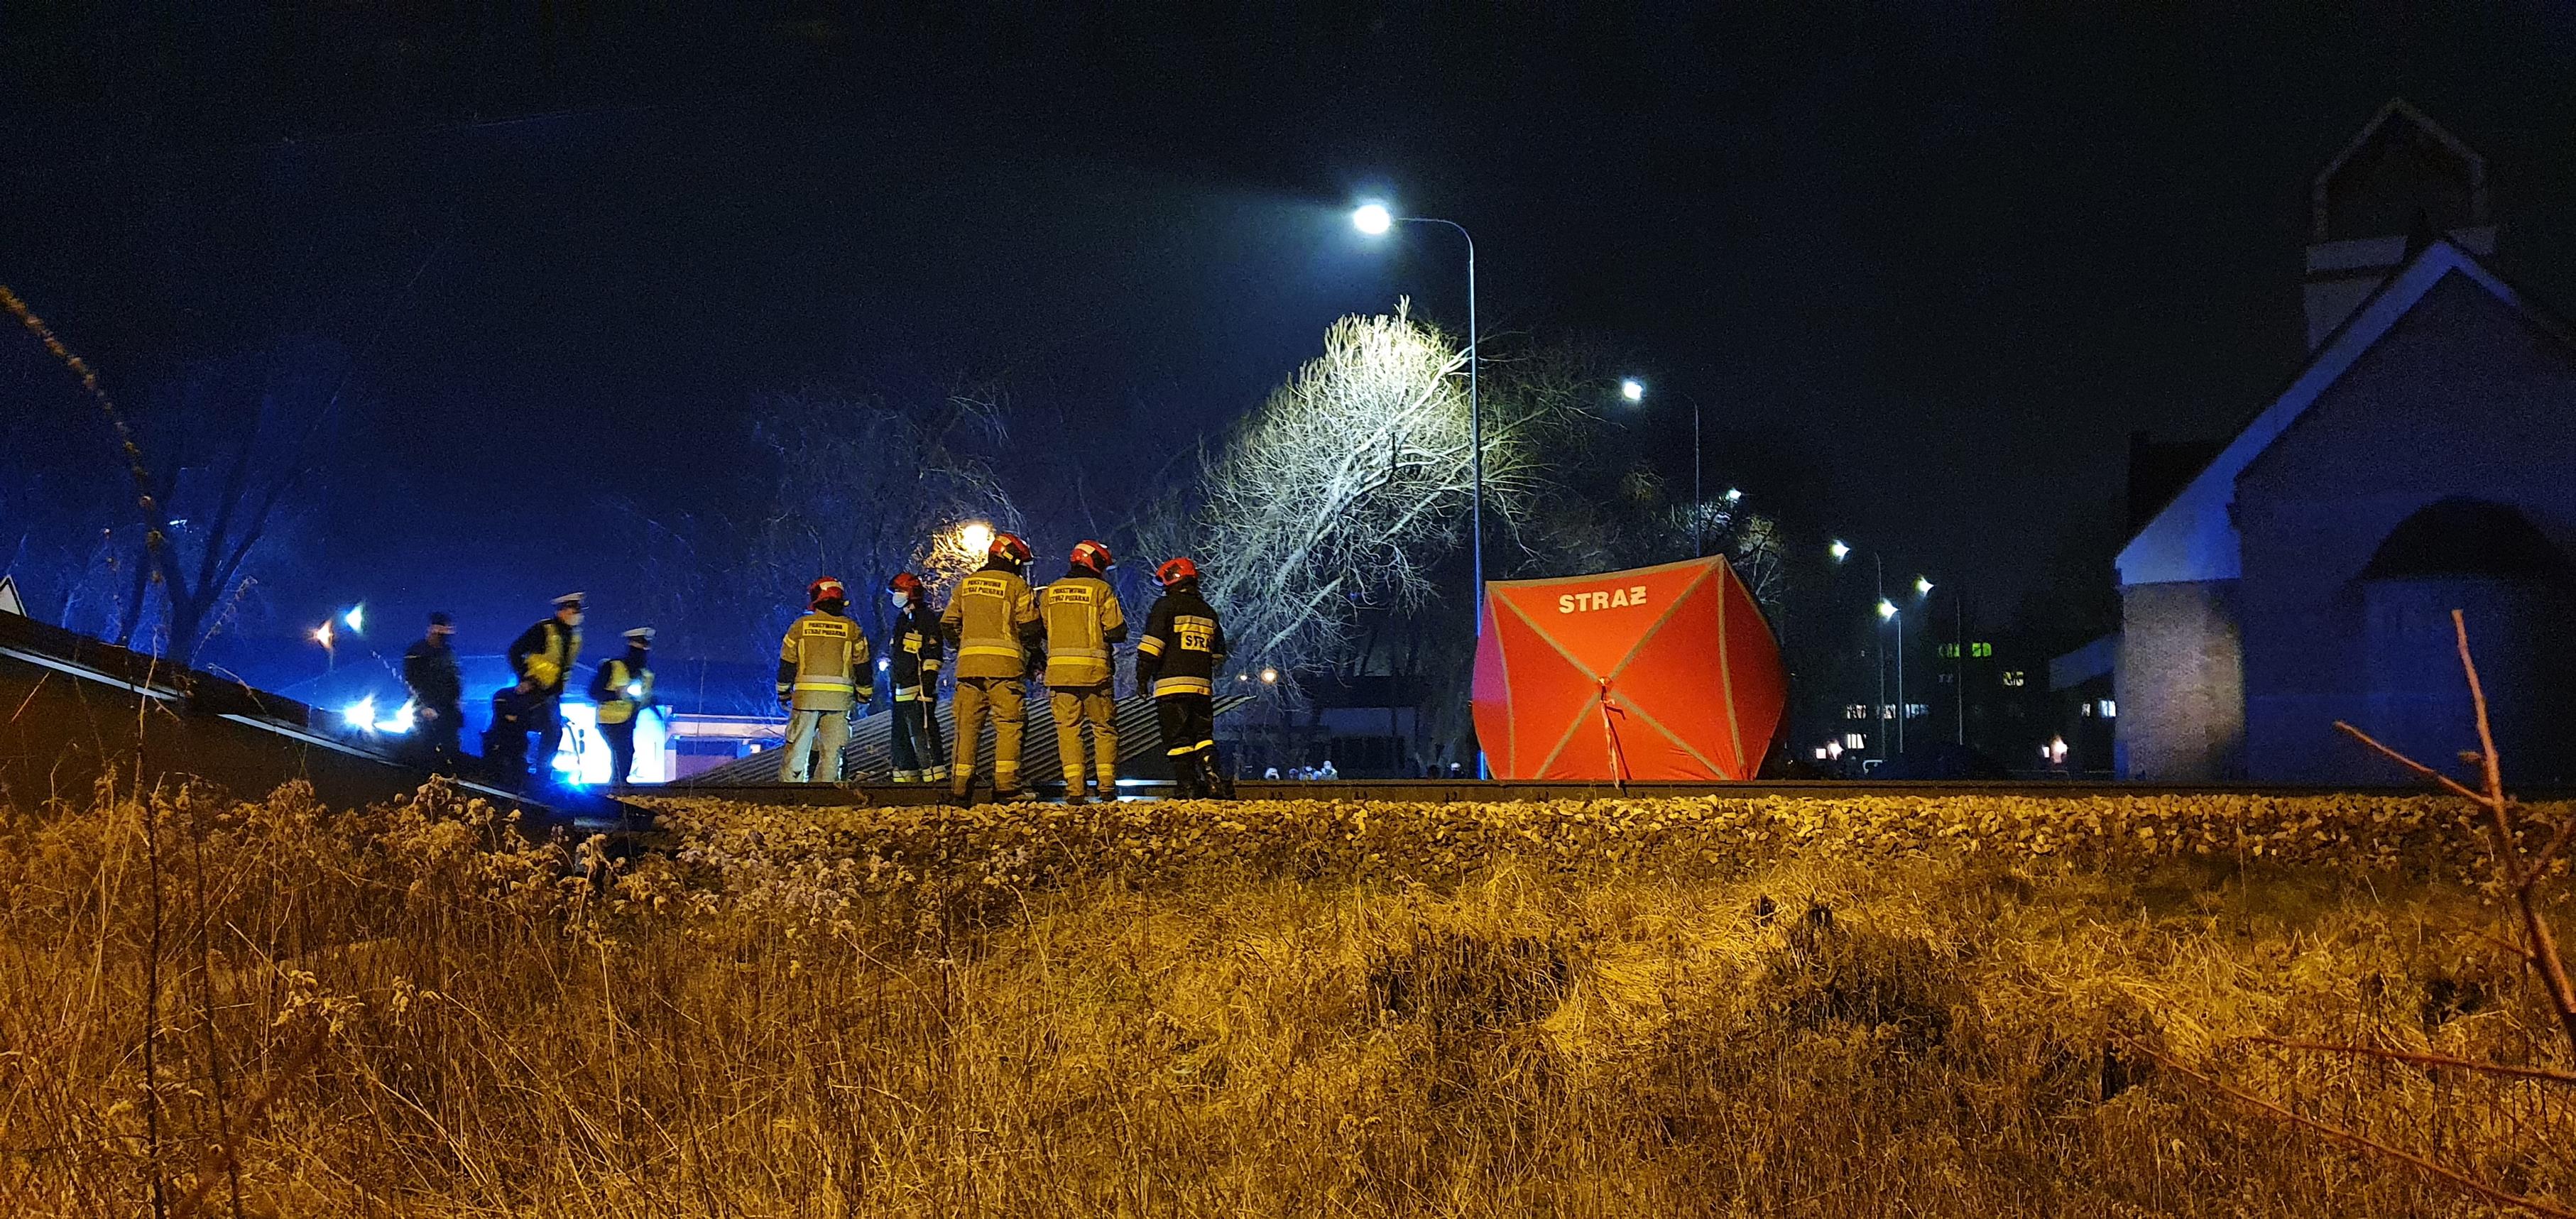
[1471,556,1786,782]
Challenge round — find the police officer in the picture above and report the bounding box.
[590,627,656,785]
[777,578,872,782]
[505,593,585,784]
[401,611,464,772]
[1135,557,1229,799]
[941,532,1042,802]
[885,572,949,783]
[1042,540,1126,804]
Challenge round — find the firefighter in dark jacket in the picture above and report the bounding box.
[504,592,585,783]
[777,578,872,782]
[941,532,1042,802]
[589,627,656,785]
[1042,540,1126,804]
[885,572,949,783]
[401,611,464,772]
[1135,557,1230,799]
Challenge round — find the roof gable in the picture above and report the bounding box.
[2117,240,2568,587]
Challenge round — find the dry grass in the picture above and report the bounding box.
[1,780,2571,1216]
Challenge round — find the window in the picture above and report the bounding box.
[1972,642,1994,658]
[1843,733,1867,751]
[1844,704,1869,720]
[1881,704,1897,721]
[2098,699,2118,718]
[2000,669,2026,688]
[1937,643,1958,660]
[1905,703,1929,719]
[2079,702,2092,717]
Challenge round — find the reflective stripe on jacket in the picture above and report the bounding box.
[1039,573,1126,689]
[777,611,872,711]
[1135,590,1226,701]
[940,567,1040,680]
[890,603,945,699]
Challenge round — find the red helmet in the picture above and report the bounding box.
[807,576,848,608]
[1070,540,1115,572]
[1156,557,1201,588]
[989,532,1032,565]
[888,572,925,602]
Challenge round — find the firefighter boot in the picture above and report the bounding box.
[1198,750,1235,801]
[1169,753,1202,799]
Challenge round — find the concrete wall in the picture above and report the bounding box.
[2117,579,2244,781]
[2234,273,2576,784]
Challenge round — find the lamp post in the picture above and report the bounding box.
[1355,202,1481,629]
[1617,377,1708,556]
[1837,542,1933,764]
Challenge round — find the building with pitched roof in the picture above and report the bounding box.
[2113,102,2576,785]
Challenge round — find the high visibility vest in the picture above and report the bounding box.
[891,605,944,700]
[1039,575,1125,689]
[596,658,654,725]
[513,620,582,694]
[779,611,870,711]
[941,569,1039,679]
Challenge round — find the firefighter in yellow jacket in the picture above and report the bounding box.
[1041,540,1127,804]
[777,577,873,782]
[941,532,1042,802]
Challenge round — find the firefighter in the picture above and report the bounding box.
[504,593,586,784]
[777,578,872,782]
[482,686,530,780]
[1135,557,1230,799]
[401,611,464,772]
[885,572,949,783]
[590,627,656,785]
[941,531,1042,802]
[1041,540,1128,804]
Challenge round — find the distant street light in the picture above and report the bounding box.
[1876,598,1897,620]
[1355,199,1482,632]
[956,520,995,557]
[1260,667,1279,684]
[1830,539,1851,562]
[342,604,365,633]
[1617,376,1706,556]
[1915,575,1934,596]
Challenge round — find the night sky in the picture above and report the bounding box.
[9,4,2576,686]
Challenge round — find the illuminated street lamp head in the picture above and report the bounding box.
[342,604,364,633]
[1915,575,1935,596]
[1725,488,1742,503]
[1260,667,1279,684]
[1619,377,1645,403]
[312,622,334,649]
[1830,540,1851,562]
[1351,202,1392,236]
[1876,598,1898,620]
[956,520,995,556]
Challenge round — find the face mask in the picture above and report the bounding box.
[566,611,586,627]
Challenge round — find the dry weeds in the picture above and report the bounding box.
[1,779,2570,1216]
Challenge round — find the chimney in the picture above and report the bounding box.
[2303,100,2495,349]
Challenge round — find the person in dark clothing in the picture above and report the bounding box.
[589,627,656,785]
[1135,557,1230,799]
[885,572,949,783]
[401,611,465,772]
[504,592,585,785]
[482,687,530,782]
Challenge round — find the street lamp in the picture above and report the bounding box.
[1617,376,1707,557]
[956,520,995,557]
[1914,575,1934,596]
[1829,539,1851,562]
[1355,200,1481,629]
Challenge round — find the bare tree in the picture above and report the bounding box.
[1194,302,1556,675]
[736,385,1019,683]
